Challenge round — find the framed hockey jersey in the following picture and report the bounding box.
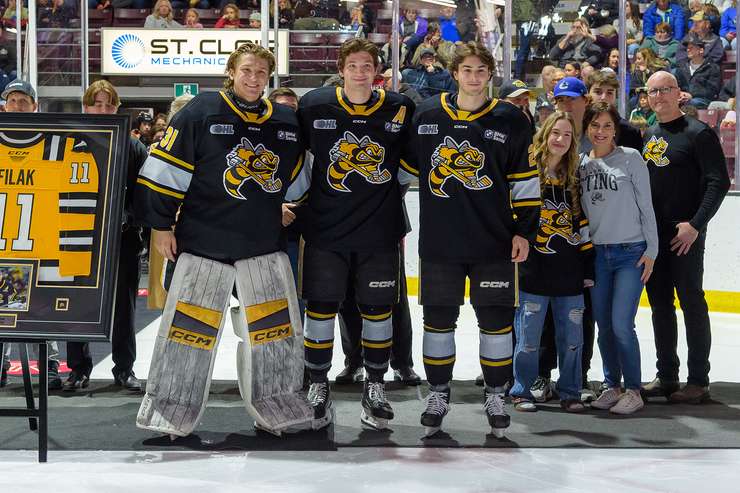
[0,113,129,342]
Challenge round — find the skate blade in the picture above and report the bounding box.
[424,426,441,437]
[360,409,389,430]
[312,407,335,431]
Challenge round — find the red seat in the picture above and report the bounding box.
[702,109,720,128]
[367,32,388,44]
[720,127,736,158]
[327,33,358,45]
[113,8,151,27]
[87,8,113,28]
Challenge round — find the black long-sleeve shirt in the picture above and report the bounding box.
[642,115,730,243]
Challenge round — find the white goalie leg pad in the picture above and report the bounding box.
[233,251,314,435]
[137,253,235,437]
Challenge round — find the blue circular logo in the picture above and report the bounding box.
[111,34,145,69]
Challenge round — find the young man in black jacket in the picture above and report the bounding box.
[641,71,730,404]
[675,34,722,109]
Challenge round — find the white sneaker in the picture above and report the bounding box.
[590,387,622,410]
[610,389,644,415]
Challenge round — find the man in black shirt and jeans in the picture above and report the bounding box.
[641,71,730,404]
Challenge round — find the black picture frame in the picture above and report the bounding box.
[0,113,129,342]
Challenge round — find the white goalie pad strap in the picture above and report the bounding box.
[137,252,235,437]
[233,251,314,434]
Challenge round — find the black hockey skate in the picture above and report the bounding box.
[360,380,394,430]
[484,390,510,438]
[420,387,451,437]
[308,381,334,430]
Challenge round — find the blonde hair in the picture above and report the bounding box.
[531,111,582,217]
[223,42,276,90]
[82,80,120,108]
[167,94,194,123]
[152,0,173,21]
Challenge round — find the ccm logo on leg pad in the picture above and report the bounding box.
[250,324,292,345]
[479,281,510,288]
[168,327,216,350]
[368,281,396,288]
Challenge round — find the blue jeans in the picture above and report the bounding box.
[591,242,646,390]
[511,291,585,401]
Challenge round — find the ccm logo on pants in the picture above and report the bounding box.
[168,327,216,350]
[369,281,396,288]
[479,281,510,288]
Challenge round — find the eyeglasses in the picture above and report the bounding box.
[647,86,677,97]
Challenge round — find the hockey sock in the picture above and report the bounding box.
[304,301,339,377]
[359,304,393,377]
[475,305,514,389]
[422,305,459,386]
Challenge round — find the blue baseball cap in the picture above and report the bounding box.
[553,76,587,98]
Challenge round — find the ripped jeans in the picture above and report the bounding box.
[511,291,585,401]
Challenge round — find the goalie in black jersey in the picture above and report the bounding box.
[403,42,541,437]
[292,39,416,430]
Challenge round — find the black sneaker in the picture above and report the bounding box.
[393,367,421,386]
[530,376,552,403]
[113,371,142,391]
[334,365,364,384]
[48,360,62,390]
[63,371,90,392]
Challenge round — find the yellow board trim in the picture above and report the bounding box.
[175,301,222,329]
[407,276,740,314]
[250,323,292,346]
[480,358,513,367]
[304,339,334,349]
[219,91,273,124]
[168,326,216,350]
[361,340,393,349]
[136,177,185,200]
[360,311,392,321]
[423,356,456,366]
[306,310,336,320]
[246,298,289,324]
[151,147,195,171]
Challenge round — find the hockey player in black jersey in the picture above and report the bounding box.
[134,43,313,437]
[293,39,416,430]
[403,42,541,437]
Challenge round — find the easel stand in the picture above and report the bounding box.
[0,340,48,462]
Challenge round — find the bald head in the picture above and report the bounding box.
[646,71,682,122]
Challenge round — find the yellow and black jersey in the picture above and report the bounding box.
[520,177,594,296]
[294,86,415,252]
[403,93,541,263]
[135,91,305,263]
[0,132,98,278]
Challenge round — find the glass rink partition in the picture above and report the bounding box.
[4,0,737,190]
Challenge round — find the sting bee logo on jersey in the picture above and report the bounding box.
[534,199,580,254]
[429,136,492,198]
[643,136,670,167]
[327,131,389,192]
[223,137,282,200]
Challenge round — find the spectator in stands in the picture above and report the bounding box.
[382,68,422,104]
[677,11,724,65]
[500,79,535,132]
[346,6,367,34]
[439,6,460,43]
[587,24,619,66]
[268,87,299,111]
[564,62,582,79]
[703,4,722,36]
[550,18,603,68]
[270,0,295,29]
[630,87,657,127]
[606,48,620,72]
[184,8,204,28]
[131,111,154,145]
[619,1,644,57]
[350,0,374,34]
[2,0,28,29]
[145,0,182,28]
[643,0,686,41]
[536,66,564,123]
[581,0,618,28]
[411,22,456,69]
[719,73,736,101]
[171,0,210,9]
[676,34,722,109]
[720,2,736,50]
[581,62,595,82]
[641,22,681,68]
[249,11,261,28]
[402,47,455,99]
[215,3,241,28]
[630,47,668,104]
[0,42,17,93]
[400,8,427,39]
[153,112,167,133]
[586,69,645,150]
[41,0,73,29]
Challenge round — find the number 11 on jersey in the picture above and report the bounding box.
[0,192,34,251]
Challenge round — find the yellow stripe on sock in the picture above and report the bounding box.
[361,340,393,349]
[480,358,513,367]
[423,356,456,366]
[306,310,336,320]
[304,340,333,349]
